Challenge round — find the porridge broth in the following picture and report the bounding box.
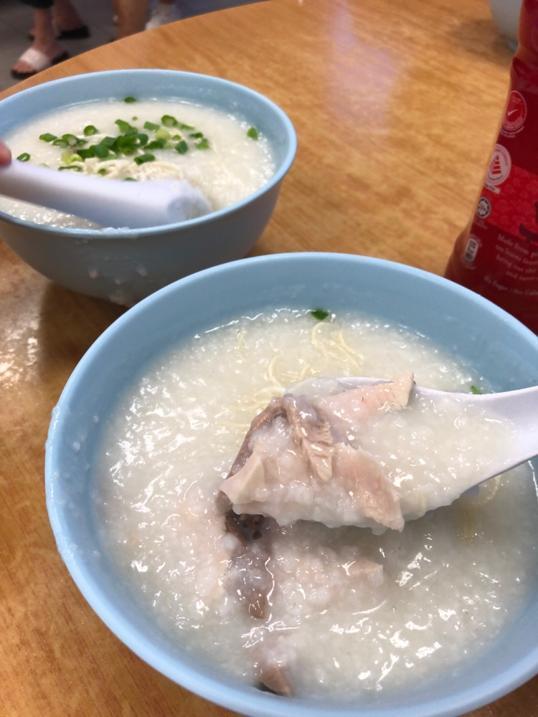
[0,99,274,228]
[94,309,537,698]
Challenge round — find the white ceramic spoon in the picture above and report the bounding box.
[291,376,538,490]
[0,159,211,228]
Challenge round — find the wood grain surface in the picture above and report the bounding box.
[0,1,536,715]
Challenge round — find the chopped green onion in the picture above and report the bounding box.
[175,140,189,154]
[83,137,115,160]
[189,131,204,139]
[116,142,135,156]
[60,150,82,164]
[53,133,85,148]
[161,114,177,127]
[470,384,483,395]
[178,122,194,131]
[58,165,82,171]
[310,308,330,321]
[120,133,148,153]
[146,139,167,150]
[123,96,137,103]
[155,128,170,141]
[94,143,111,159]
[112,139,129,155]
[247,126,259,140]
[124,177,137,181]
[77,147,96,160]
[113,135,133,153]
[97,168,109,176]
[83,125,99,136]
[144,120,159,131]
[17,152,30,162]
[131,116,138,121]
[39,132,56,143]
[134,153,156,165]
[90,134,135,160]
[64,133,81,147]
[115,119,136,135]
[194,138,210,150]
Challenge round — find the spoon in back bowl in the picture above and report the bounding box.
[0,158,211,228]
[290,376,538,491]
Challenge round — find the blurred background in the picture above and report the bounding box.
[0,0,253,91]
[0,0,524,92]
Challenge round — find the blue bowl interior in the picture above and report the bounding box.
[46,254,538,717]
[0,69,296,234]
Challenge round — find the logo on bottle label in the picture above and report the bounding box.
[463,235,480,266]
[501,90,527,137]
[476,196,491,219]
[486,145,511,190]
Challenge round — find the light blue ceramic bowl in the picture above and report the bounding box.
[0,70,296,305]
[46,253,538,717]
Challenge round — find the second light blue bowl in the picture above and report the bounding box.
[45,253,538,717]
[0,69,296,304]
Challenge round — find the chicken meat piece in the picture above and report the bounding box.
[220,376,413,531]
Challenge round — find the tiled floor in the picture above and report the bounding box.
[0,0,252,92]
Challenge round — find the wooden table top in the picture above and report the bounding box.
[0,1,536,715]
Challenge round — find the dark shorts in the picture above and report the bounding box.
[21,0,54,8]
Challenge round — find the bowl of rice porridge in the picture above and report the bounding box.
[0,70,296,305]
[45,253,538,717]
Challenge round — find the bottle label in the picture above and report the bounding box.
[446,88,538,330]
[501,90,527,137]
[466,149,538,297]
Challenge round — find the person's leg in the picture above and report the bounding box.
[115,0,149,37]
[12,6,67,77]
[28,0,88,40]
[52,0,86,32]
[22,0,52,36]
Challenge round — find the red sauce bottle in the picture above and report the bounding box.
[445,0,538,331]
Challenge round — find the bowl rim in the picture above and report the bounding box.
[0,68,297,238]
[45,252,538,717]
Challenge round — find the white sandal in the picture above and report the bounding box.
[11,46,69,80]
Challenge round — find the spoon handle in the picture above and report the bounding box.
[349,380,538,469]
[462,384,538,465]
[0,160,210,228]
